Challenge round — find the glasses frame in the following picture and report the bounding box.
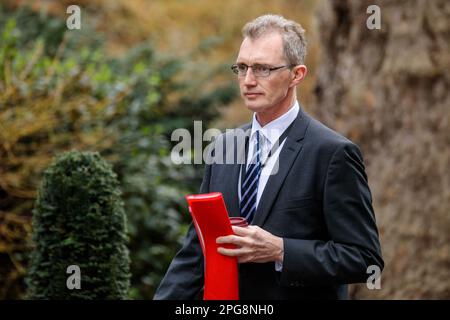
[230,63,294,77]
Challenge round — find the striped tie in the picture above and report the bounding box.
[240,131,261,223]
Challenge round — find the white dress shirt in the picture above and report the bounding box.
[238,101,299,271]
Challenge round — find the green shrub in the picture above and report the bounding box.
[26,151,130,299]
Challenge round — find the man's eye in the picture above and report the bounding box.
[254,65,269,73]
[237,65,247,72]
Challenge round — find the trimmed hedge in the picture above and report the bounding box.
[26,151,130,299]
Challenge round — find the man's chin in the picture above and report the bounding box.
[245,102,265,113]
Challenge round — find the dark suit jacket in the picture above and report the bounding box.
[154,107,384,300]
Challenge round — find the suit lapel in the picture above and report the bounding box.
[252,109,311,226]
[223,162,241,217]
[221,124,251,217]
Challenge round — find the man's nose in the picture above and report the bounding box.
[243,68,257,86]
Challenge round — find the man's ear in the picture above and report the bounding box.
[290,65,307,87]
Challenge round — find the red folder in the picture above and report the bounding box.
[185,192,239,300]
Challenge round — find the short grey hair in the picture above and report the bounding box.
[242,14,307,65]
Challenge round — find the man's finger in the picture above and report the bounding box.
[231,225,255,236]
[216,234,248,246]
[217,247,247,257]
[216,234,241,244]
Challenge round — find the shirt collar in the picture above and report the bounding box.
[250,100,299,145]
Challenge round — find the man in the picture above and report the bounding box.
[154,14,383,300]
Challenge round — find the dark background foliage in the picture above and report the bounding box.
[0,3,236,299]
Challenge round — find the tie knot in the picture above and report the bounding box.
[248,131,261,165]
[256,130,266,150]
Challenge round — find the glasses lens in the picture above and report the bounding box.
[237,64,247,75]
[253,64,270,77]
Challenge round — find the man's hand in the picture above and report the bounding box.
[216,226,284,263]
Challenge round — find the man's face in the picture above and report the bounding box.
[235,32,293,114]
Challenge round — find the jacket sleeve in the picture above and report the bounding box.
[153,163,211,299]
[279,142,384,287]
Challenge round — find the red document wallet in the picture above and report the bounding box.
[185,192,239,300]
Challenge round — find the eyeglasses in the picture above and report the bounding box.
[231,63,292,77]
